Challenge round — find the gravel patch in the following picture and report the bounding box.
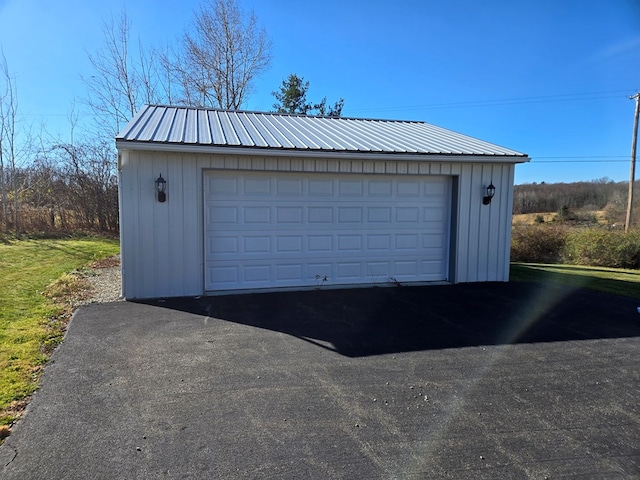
[79,255,122,304]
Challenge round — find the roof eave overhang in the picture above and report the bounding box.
[115,140,530,164]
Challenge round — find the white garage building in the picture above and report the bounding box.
[116,105,528,299]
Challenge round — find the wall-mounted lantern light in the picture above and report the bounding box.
[482,183,496,205]
[155,174,167,203]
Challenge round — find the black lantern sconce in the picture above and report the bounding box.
[482,183,496,205]
[155,174,167,203]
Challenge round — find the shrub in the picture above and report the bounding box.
[557,205,571,222]
[511,224,568,263]
[562,228,640,268]
[512,223,640,268]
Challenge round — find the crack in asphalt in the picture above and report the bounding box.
[1,442,17,467]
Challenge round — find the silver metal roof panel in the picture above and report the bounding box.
[167,107,186,143]
[116,105,528,160]
[196,109,211,144]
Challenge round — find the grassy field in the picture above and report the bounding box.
[512,210,609,225]
[511,263,640,298]
[0,236,119,432]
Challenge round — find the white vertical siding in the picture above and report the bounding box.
[119,150,515,298]
[452,162,514,283]
[120,151,210,298]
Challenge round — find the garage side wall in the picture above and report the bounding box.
[118,150,205,299]
[454,162,515,283]
[118,150,515,299]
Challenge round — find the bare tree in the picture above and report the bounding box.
[177,0,272,109]
[0,53,9,232]
[86,0,273,132]
[0,50,21,233]
[52,141,119,231]
[83,9,161,137]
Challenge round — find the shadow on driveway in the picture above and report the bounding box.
[137,281,640,357]
[3,280,640,479]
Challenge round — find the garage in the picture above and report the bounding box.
[204,171,451,292]
[116,105,528,299]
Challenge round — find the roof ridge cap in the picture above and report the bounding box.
[143,104,426,125]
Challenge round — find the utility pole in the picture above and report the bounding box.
[625,93,640,233]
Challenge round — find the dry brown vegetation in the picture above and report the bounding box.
[511,209,640,268]
[514,178,639,227]
[0,141,118,235]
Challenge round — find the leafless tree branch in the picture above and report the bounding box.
[177,0,272,109]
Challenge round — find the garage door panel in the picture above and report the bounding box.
[338,207,363,223]
[209,206,238,224]
[245,265,271,282]
[208,265,239,284]
[366,262,390,278]
[309,207,333,223]
[308,235,333,252]
[208,177,238,195]
[244,236,271,253]
[337,262,362,279]
[276,264,303,281]
[397,180,420,196]
[273,206,300,223]
[368,180,392,196]
[395,261,419,276]
[422,260,447,277]
[423,233,445,248]
[425,180,448,196]
[244,177,271,195]
[423,205,445,220]
[395,234,419,250]
[276,178,303,195]
[276,236,303,253]
[337,235,363,251]
[396,207,420,223]
[212,237,239,254]
[338,180,364,196]
[205,171,450,291]
[367,234,392,251]
[243,206,271,223]
[309,179,333,195]
[308,263,332,280]
[367,207,392,222]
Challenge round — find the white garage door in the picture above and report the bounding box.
[204,171,451,292]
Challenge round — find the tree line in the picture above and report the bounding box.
[513,178,639,225]
[0,0,344,235]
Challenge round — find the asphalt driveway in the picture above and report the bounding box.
[1,282,640,479]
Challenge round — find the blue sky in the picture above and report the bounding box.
[0,0,639,184]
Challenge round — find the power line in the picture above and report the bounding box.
[19,90,637,118]
[350,89,633,114]
[18,112,92,117]
[533,155,627,159]
[411,93,627,111]
[530,159,628,164]
[528,155,629,164]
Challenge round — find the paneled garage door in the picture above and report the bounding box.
[204,171,451,292]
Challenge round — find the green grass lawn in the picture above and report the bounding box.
[0,236,119,429]
[511,263,640,298]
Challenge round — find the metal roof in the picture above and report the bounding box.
[116,105,528,160]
